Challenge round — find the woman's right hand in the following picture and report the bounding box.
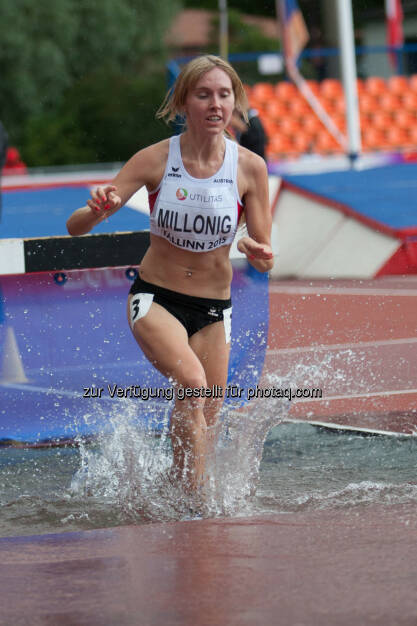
[87,185,122,217]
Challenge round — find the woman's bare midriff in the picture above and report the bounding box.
[138,234,234,299]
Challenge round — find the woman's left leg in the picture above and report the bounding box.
[189,320,231,466]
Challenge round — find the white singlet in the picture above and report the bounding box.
[148,134,243,253]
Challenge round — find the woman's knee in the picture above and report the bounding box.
[172,370,208,418]
[175,367,207,393]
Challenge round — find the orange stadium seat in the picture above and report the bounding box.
[359,116,374,137]
[334,97,346,115]
[292,133,314,153]
[359,93,379,116]
[289,97,312,118]
[279,117,302,136]
[402,91,417,112]
[305,79,320,96]
[365,76,387,96]
[372,111,393,131]
[281,142,302,158]
[265,100,288,121]
[314,131,342,154]
[356,78,366,95]
[386,126,413,149]
[256,108,270,125]
[409,74,417,92]
[247,94,264,111]
[362,127,387,151]
[387,75,409,96]
[251,82,275,102]
[333,114,347,133]
[320,78,343,99]
[253,75,417,160]
[266,134,294,157]
[317,95,337,114]
[275,81,298,100]
[400,129,416,148]
[379,92,402,112]
[302,114,324,136]
[393,109,417,129]
[408,125,417,144]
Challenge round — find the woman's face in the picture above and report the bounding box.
[183,67,235,135]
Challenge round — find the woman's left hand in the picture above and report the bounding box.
[237,236,274,273]
[237,236,273,261]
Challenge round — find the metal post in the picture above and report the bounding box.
[336,0,362,161]
[219,0,228,60]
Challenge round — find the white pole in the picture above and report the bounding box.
[336,0,362,160]
[219,0,228,60]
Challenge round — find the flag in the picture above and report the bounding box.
[385,0,404,68]
[278,0,309,68]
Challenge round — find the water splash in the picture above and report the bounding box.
[69,345,411,524]
[70,393,292,523]
[293,480,417,510]
[256,477,417,514]
[255,421,417,514]
[2,347,416,538]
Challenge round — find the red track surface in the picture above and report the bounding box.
[1,504,416,626]
[1,277,416,626]
[265,276,417,435]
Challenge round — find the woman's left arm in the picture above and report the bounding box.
[237,151,274,273]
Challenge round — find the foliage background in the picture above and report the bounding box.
[1,0,383,166]
[0,0,180,166]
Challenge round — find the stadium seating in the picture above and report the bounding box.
[246,74,417,160]
[409,75,417,92]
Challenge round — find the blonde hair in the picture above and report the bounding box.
[156,55,248,125]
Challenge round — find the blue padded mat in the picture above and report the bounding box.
[1,186,149,238]
[283,163,417,233]
[0,264,269,442]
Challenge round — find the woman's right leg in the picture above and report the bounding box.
[127,295,208,491]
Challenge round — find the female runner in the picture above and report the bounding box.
[67,55,274,492]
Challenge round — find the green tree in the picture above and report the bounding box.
[0,0,179,149]
[23,69,171,165]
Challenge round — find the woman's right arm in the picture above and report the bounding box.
[66,141,168,236]
[66,184,121,236]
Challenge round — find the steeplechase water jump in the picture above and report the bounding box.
[1,1,417,624]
